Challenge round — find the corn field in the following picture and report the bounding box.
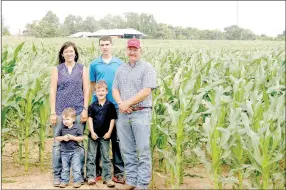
[2,37,285,189]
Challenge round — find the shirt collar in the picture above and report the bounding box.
[95,100,109,107]
[98,56,116,64]
[128,59,142,68]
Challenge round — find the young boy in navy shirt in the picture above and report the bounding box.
[55,107,84,188]
[86,80,116,188]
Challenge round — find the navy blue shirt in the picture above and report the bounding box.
[55,124,83,152]
[56,63,84,115]
[88,100,117,137]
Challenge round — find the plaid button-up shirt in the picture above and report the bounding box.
[112,59,157,108]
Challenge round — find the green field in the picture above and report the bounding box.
[2,37,285,189]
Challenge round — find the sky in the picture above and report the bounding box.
[2,1,285,37]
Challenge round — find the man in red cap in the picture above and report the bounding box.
[112,38,157,189]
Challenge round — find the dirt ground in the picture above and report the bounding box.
[1,138,214,189]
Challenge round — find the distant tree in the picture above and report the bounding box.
[240,29,257,40]
[155,24,175,39]
[185,27,201,40]
[224,25,256,40]
[23,11,60,37]
[23,20,40,37]
[138,13,157,38]
[173,26,187,39]
[257,34,273,41]
[109,15,127,28]
[64,15,83,35]
[58,24,70,37]
[38,11,60,37]
[2,16,11,36]
[98,14,126,29]
[276,30,285,41]
[224,25,243,40]
[82,16,100,32]
[124,12,141,31]
[177,34,188,40]
[20,10,274,40]
[209,29,225,40]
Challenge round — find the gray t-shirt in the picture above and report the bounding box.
[113,59,157,108]
[55,124,83,152]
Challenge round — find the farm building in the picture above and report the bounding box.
[68,32,93,38]
[68,28,146,39]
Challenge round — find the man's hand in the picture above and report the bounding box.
[91,132,98,140]
[124,107,133,114]
[103,132,111,140]
[119,100,132,113]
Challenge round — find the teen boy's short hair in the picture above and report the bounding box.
[99,36,112,45]
[62,107,76,118]
[95,80,108,90]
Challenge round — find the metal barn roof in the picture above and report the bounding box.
[69,28,146,38]
[88,28,145,37]
[68,32,93,38]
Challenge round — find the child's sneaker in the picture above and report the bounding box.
[73,182,81,188]
[59,183,68,188]
[53,179,60,187]
[96,175,102,181]
[105,180,115,188]
[112,175,125,184]
[88,178,96,185]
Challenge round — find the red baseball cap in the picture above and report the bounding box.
[127,38,141,49]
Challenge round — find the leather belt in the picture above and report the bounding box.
[132,107,150,111]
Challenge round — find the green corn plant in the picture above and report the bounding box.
[194,86,230,189]
[1,38,285,189]
[1,42,25,77]
[38,95,50,170]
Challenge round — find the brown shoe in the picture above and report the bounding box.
[105,180,115,188]
[117,183,136,190]
[59,183,68,188]
[53,179,60,187]
[112,175,125,184]
[73,182,81,188]
[88,178,96,185]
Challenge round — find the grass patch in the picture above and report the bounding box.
[2,179,17,183]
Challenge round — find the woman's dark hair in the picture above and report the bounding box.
[58,41,79,64]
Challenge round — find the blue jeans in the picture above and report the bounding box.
[61,149,83,184]
[116,108,152,189]
[95,109,124,177]
[52,115,85,181]
[86,137,112,181]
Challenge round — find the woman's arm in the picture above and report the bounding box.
[80,66,89,123]
[82,66,89,110]
[50,67,58,125]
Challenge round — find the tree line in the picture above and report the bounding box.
[2,11,285,40]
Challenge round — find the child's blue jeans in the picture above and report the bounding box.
[60,148,83,184]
